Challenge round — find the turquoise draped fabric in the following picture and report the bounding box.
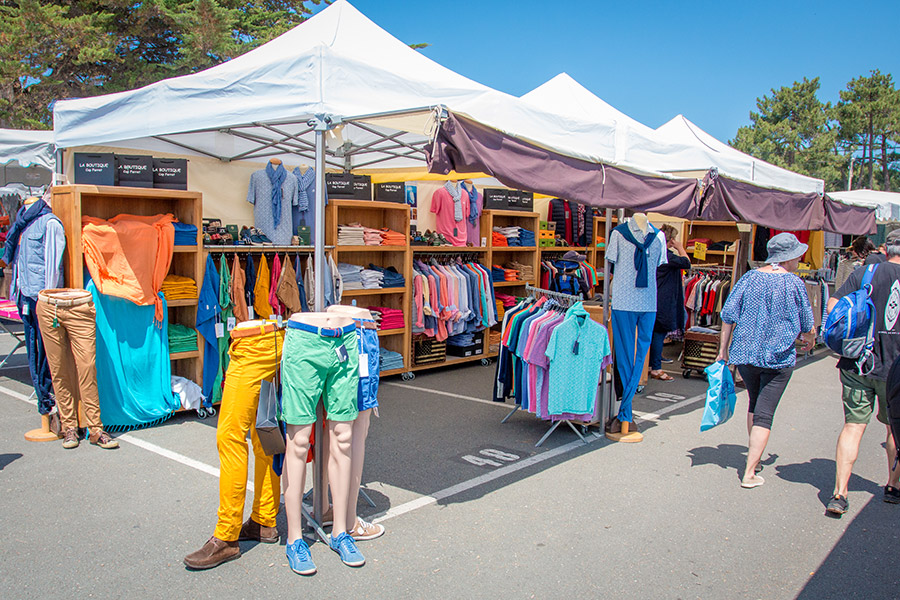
[87,280,179,431]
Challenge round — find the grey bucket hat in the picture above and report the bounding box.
[765,232,808,264]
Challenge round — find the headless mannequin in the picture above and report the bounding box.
[283,312,356,545]
[296,163,309,175]
[631,212,649,236]
[269,158,282,166]
[321,305,376,533]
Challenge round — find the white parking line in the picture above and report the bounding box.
[382,381,508,408]
[0,382,705,526]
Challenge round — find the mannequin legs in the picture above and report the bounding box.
[319,408,373,531]
[327,420,354,536]
[611,309,655,423]
[284,423,313,545]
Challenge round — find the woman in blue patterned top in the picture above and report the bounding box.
[717,233,816,489]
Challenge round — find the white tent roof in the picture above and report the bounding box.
[829,189,900,222]
[522,74,825,195]
[0,129,55,169]
[54,0,681,178]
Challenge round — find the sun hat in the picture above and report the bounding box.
[765,232,808,264]
[886,228,900,245]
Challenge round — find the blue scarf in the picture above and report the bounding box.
[265,162,287,228]
[2,199,51,266]
[462,182,479,225]
[293,166,315,212]
[614,222,659,289]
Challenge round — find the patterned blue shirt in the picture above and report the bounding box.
[606,221,667,312]
[721,270,814,369]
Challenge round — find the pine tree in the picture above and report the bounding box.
[0,0,326,129]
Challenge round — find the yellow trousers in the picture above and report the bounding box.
[214,326,284,542]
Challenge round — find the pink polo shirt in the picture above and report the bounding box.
[431,188,469,247]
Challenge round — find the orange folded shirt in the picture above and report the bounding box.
[82,213,175,322]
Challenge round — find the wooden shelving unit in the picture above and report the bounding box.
[51,184,203,383]
[682,220,740,267]
[327,199,411,377]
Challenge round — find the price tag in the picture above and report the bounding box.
[335,344,349,363]
[276,315,283,328]
[226,317,236,331]
[359,353,369,377]
[693,241,707,260]
[21,303,29,316]
[215,322,225,338]
[249,307,255,320]
[268,314,276,321]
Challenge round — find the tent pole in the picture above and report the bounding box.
[602,208,613,423]
[312,121,327,537]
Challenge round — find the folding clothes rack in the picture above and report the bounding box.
[500,285,602,447]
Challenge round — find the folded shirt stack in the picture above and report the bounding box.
[338,263,364,290]
[337,224,365,245]
[168,323,198,353]
[367,264,405,288]
[379,349,404,372]
[161,274,198,300]
[518,229,536,247]
[363,226,383,246]
[493,265,519,281]
[447,333,476,347]
[507,260,534,281]
[491,231,508,247]
[368,306,405,330]
[495,293,519,307]
[359,268,384,289]
[173,222,198,246]
[380,229,406,246]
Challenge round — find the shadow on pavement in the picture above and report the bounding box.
[686,443,778,478]
[797,495,900,599]
[776,458,881,506]
[0,452,22,470]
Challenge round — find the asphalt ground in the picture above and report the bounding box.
[1,332,898,599]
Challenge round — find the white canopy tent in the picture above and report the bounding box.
[521,74,825,195]
[828,189,900,222]
[0,129,55,169]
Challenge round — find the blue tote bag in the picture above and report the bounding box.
[700,361,737,431]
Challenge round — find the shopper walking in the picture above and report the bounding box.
[834,236,874,290]
[649,224,690,381]
[824,229,900,516]
[716,233,816,488]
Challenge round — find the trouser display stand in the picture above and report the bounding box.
[213,322,283,542]
[34,289,104,436]
[608,309,654,443]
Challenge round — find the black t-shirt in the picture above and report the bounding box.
[864,252,887,265]
[834,261,900,380]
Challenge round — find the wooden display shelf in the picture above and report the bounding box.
[494,280,528,287]
[52,184,204,385]
[342,288,405,296]
[166,298,199,307]
[410,350,498,372]
[204,245,332,252]
[335,245,407,252]
[541,246,589,252]
[412,246,489,252]
[379,366,407,377]
[490,246,538,252]
[377,328,406,337]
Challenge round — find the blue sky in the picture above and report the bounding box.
[316,0,899,143]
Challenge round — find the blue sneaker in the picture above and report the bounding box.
[286,538,317,576]
[329,531,365,567]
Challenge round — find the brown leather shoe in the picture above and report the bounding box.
[183,536,240,570]
[238,518,279,543]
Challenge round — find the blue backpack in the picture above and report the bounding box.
[823,264,879,375]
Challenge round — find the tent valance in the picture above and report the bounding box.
[426,112,699,218]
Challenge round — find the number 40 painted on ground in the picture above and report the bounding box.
[461,448,521,468]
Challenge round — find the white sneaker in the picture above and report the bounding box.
[349,518,385,541]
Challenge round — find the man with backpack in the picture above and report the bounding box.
[825,229,900,516]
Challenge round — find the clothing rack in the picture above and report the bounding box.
[502,285,601,447]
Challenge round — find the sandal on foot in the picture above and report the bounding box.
[741,475,765,489]
[650,371,674,381]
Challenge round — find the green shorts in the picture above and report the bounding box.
[840,370,889,425]
[280,323,359,425]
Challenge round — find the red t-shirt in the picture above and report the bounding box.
[431,187,469,246]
